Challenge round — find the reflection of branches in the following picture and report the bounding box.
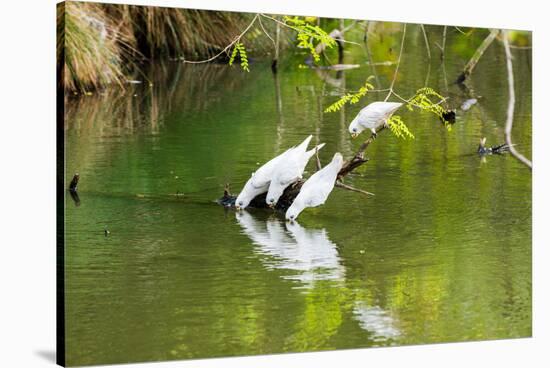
[384,24,407,102]
[502,32,532,169]
[420,24,431,60]
[434,26,447,62]
[273,71,285,152]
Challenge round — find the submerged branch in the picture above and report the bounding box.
[335,181,375,196]
[456,29,499,84]
[502,32,532,169]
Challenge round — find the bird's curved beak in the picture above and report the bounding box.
[268,203,275,209]
[351,133,358,139]
[235,205,241,211]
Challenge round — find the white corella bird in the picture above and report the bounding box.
[285,152,344,221]
[348,101,402,138]
[235,135,314,210]
[266,138,326,207]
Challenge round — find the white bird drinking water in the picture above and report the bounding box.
[235,135,315,210]
[266,137,326,207]
[285,152,344,221]
[348,101,402,138]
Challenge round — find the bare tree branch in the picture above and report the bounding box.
[315,146,322,171]
[384,24,407,102]
[456,29,498,83]
[420,24,432,60]
[502,31,532,169]
[182,14,259,64]
[336,181,375,196]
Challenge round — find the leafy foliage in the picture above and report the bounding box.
[387,115,415,139]
[406,87,452,129]
[324,79,375,113]
[229,41,249,72]
[283,16,336,62]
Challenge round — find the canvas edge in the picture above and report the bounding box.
[56,1,66,367]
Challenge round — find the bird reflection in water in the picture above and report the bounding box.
[235,211,401,340]
[353,301,401,343]
[235,211,345,287]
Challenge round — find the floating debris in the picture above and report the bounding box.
[441,110,456,124]
[461,98,478,111]
[69,173,80,192]
[478,137,510,155]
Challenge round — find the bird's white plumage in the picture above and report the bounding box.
[348,101,402,136]
[235,135,313,209]
[285,152,344,220]
[266,140,326,206]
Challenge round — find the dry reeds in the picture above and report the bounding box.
[58,2,267,92]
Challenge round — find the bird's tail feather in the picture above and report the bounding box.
[297,135,313,152]
[306,143,326,157]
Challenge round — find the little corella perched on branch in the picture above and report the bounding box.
[235,135,315,210]
[266,138,326,207]
[285,152,344,221]
[349,101,403,138]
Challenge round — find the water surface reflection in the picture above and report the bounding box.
[236,212,345,287]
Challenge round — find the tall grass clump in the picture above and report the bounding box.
[59,2,268,92]
[110,5,257,59]
[60,2,137,92]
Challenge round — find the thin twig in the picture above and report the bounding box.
[502,31,532,169]
[384,24,407,101]
[342,20,358,33]
[454,26,467,35]
[441,26,447,61]
[336,181,375,196]
[260,14,360,46]
[183,14,259,64]
[315,147,322,171]
[420,24,432,60]
[258,15,275,46]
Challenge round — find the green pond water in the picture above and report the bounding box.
[64,24,532,366]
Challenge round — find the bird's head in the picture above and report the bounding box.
[348,120,363,139]
[285,207,300,222]
[235,193,249,211]
[266,184,284,208]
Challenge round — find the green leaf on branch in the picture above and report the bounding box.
[283,16,336,62]
[407,87,453,129]
[387,115,415,139]
[407,87,446,118]
[324,79,375,113]
[229,41,249,72]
